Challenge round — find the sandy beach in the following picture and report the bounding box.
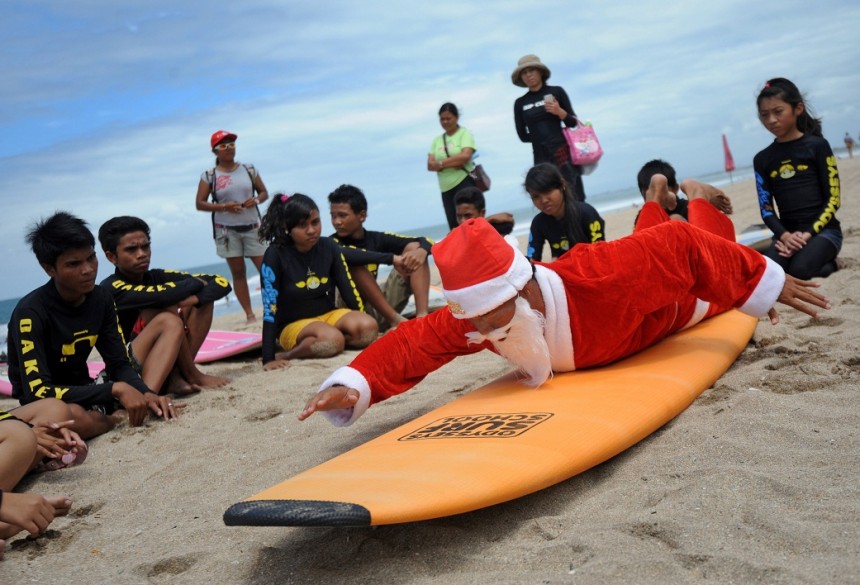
[2,158,858,584]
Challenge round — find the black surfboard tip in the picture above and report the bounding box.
[224,499,372,527]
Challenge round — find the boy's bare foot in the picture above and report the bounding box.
[680,179,733,214]
[166,370,202,396]
[188,372,231,389]
[49,495,72,517]
[645,174,678,211]
[245,313,257,324]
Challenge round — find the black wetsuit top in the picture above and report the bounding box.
[260,237,363,363]
[514,84,578,164]
[7,282,150,407]
[332,230,433,277]
[527,201,606,261]
[101,268,232,339]
[753,134,841,240]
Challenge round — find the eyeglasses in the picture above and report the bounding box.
[214,142,236,151]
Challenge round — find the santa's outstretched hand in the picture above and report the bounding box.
[299,385,359,421]
[769,274,830,325]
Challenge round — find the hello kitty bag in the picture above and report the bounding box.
[564,120,603,170]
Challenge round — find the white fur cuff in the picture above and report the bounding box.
[318,366,372,427]
[739,256,785,317]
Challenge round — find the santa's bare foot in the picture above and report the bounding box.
[680,179,733,214]
[645,174,677,211]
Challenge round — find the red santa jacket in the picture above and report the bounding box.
[319,205,784,426]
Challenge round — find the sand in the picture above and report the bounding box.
[2,158,858,584]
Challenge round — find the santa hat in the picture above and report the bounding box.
[433,218,533,319]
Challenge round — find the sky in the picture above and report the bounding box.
[2,0,859,300]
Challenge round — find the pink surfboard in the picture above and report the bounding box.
[0,363,13,396]
[194,330,262,363]
[0,362,104,397]
[86,329,262,366]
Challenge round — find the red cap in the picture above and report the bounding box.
[210,130,237,149]
[433,218,532,319]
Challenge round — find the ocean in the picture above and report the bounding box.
[0,163,756,326]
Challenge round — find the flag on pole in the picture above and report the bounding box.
[722,134,736,173]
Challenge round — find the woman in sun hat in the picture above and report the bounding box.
[512,54,587,202]
[195,130,269,323]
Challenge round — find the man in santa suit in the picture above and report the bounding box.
[299,176,830,427]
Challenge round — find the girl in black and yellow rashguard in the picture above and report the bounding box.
[258,194,378,370]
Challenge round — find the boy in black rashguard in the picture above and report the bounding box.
[6,212,176,439]
[98,216,233,395]
[328,184,434,330]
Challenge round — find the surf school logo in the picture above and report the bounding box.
[399,412,553,441]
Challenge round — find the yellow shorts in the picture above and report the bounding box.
[278,308,352,351]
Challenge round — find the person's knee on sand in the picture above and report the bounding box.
[0,419,39,491]
[299,327,345,358]
[335,312,379,349]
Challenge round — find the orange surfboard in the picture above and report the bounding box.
[224,310,757,527]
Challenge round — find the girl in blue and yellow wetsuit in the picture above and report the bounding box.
[258,194,378,370]
[754,77,841,279]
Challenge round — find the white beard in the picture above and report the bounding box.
[465,296,553,387]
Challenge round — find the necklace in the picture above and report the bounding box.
[294,246,323,290]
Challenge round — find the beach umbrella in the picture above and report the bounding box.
[722,133,736,183]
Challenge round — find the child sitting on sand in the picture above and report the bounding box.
[525,163,605,261]
[754,77,842,279]
[98,215,232,395]
[0,399,86,559]
[328,184,434,331]
[259,194,378,370]
[6,212,178,439]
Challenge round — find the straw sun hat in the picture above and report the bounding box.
[511,54,551,87]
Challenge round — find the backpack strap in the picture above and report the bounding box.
[207,167,218,238]
[242,164,262,221]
